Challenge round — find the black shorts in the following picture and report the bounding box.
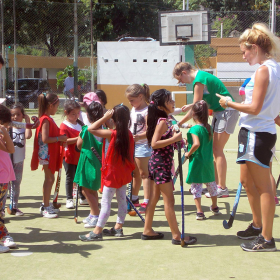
[236,127,276,168]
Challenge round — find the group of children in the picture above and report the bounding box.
[0,77,221,252]
[1,58,279,252]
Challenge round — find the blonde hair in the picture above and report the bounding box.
[125,83,150,104]
[173,62,195,78]
[239,22,280,58]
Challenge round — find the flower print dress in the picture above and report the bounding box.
[148,118,174,184]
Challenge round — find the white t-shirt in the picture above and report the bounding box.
[12,127,26,164]
[79,111,91,126]
[239,59,280,133]
[129,106,148,145]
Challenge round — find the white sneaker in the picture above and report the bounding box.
[66,199,74,209]
[83,214,92,224]
[80,198,89,205]
[205,186,229,198]
[49,203,60,214]
[84,217,98,228]
[43,206,58,218]
[0,245,10,253]
[0,235,16,248]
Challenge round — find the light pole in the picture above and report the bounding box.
[73,0,79,100]
[90,0,94,92]
[1,0,5,99]
[13,0,18,104]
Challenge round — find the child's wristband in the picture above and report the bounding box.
[56,136,58,142]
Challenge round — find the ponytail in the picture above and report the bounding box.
[192,100,212,140]
[125,83,150,104]
[38,92,59,118]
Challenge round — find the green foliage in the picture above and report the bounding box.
[194,45,216,69]
[56,65,92,89]
[212,15,238,38]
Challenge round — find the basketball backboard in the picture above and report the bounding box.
[158,10,211,46]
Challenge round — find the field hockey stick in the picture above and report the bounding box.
[126,196,145,223]
[11,116,40,129]
[127,122,138,216]
[74,184,80,223]
[223,182,242,229]
[171,120,186,247]
[173,145,188,186]
[52,146,64,209]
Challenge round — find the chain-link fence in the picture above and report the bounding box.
[0,1,279,107]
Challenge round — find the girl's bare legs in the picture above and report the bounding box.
[132,160,142,197]
[42,165,55,207]
[194,198,202,213]
[246,161,275,241]
[210,196,218,208]
[213,131,230,189]
[269,162,277,197]
[143,181,160,236]
[159,182,193,242]
[240,164,262,228]
[82,188,99,216]
[135,157,150,200]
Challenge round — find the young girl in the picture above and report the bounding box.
[0,104,16,252]
[79,104,135,241]
[60,100,81,209]
[6,104,32,216]
[74,101,103,228]
[125,83,151,212]
[185,100,220,220]
[142,89,196,246]
[31,92,67,218]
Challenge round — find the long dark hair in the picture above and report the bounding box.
[86,101,103,123]
[0,104,12,124]
[146,89,171,147]
[112,104,132,163]
[192,100,212,140]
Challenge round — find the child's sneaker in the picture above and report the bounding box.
[240,234,277,252]
[210,205,221,215]
[0,245,10,253]
[43,206,58,219]
[49,203,60,214]
[275,196,279,205]
[196,212,206,220]
[103,227,124,237]
[83,214,92,224]
[66,199,74,209]
[0,235,16,248]
[6,207,16,215]
[132,198,140,207]
[15,208,24,216]
[205,186,229,198]
[84,217,98,228]
[80,198,89,205]
[1,210,5,218]
[139,202,148,214]
[237,223,262,240]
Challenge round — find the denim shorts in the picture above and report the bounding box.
[135,143,152,158]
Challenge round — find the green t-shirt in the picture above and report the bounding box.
[74,125,103,190]
[193,70,234,112]
[186,124,215,184]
